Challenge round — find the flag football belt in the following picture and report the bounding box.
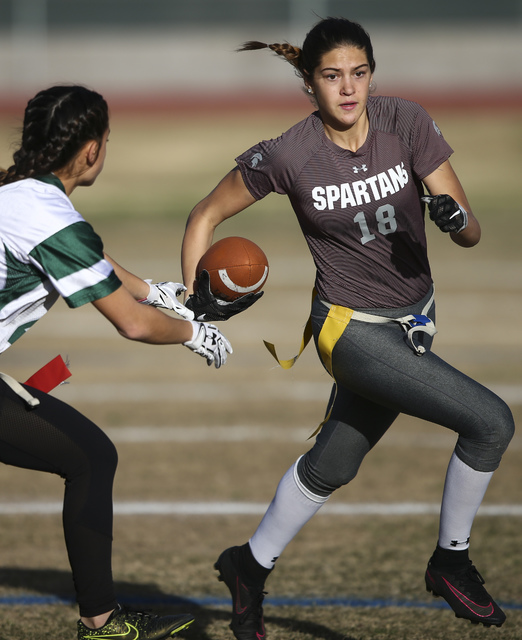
[263,289,436,438]
[0,372,40,408]
[0,355,72,410]
[264,288,436,372]
[319,291,437,360]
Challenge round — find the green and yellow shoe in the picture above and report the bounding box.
[77,605,194,640]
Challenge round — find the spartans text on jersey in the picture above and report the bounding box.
[312,162,409,211]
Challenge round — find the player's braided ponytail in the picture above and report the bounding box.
[237,17,376,87]
[237,41,305,76]
[0,85,108,186]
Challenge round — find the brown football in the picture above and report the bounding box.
[196,236,269,302]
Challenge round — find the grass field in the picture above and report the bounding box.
[0,105,521,639]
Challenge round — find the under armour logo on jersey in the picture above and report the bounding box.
[353,164,367,173]
[250,153,263,167]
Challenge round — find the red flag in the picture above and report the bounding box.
[24,355,72,393]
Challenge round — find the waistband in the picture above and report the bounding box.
[318,288,436,356]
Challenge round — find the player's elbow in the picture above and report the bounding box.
[452,223,481,248]
[115,318,152,342]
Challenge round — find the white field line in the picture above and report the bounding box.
[103,425,522,451]
[0,501,521,516]
[4,425,522,516]
[53,382,522,405]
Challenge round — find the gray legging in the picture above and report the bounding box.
[298,287,515,496]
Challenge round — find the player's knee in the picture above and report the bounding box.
[66,431,118,481]
[492,402,516,462]
[96,437,119,476]
[457,400,515,472]
[486,400,515,461]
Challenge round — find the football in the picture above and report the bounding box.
[196,236,269,302]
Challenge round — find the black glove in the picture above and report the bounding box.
[185,270,264,321]
[421,194,468,233]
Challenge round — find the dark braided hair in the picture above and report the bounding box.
[0,85,109,186]
[238,17,376,82]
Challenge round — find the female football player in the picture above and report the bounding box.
[181,16,515,639]
[0,84,231,640]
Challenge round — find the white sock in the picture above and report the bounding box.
[438,452,493,550]
[249,458,329,569]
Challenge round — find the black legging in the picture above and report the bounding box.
[0,379,118,617]
[298,287,515,496]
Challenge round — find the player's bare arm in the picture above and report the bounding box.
[423,160,481,248]
[92,285,193,344]
[182,168,256,295]
[104,252,194,320]
[91,283,232,368]
[103,252,151,300]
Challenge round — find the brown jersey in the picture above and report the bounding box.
[235,95,453,308]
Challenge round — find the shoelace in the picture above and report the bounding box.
[468,565,486,585]
[130,611,155,619]
[117,608,159,625]
[451,563,489,599]
[454,563,485,584]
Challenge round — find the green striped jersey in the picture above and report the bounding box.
[0,177,121,352]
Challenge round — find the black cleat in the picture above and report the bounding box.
[425,557,506,627]
[214,546,267,640]
[77,604,194,639]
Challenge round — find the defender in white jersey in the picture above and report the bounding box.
[181,17,514,637]
[0,85,232,640]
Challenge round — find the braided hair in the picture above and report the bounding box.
[237,17,376,82]
[0,85,109,186]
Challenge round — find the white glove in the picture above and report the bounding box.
[140,281,195,320]
[183,321,233,368]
